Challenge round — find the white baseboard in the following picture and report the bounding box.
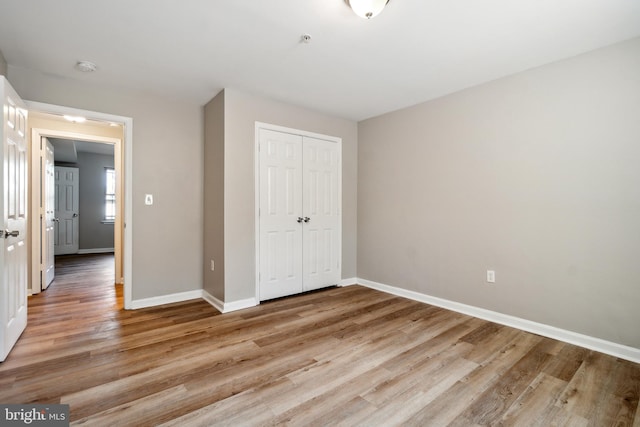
[357,278,640,364]
[339,277,358,287]
[130,289,203,309]
[201,290,224,313]
[202,290,257,313]
[77,248,115,254]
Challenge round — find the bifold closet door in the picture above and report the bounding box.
[258,129,341,301]
[259,130,304,301]
[301,136,340,291]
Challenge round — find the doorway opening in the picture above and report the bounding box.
[52,137,117,288]
[27,102,133,309]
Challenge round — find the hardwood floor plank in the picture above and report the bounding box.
[269,365,393,425]
[497,372,568,426]
[380,318,482,373]
[0,253,637,426]
[72,385,190,426]
[557,351,619,420]
[61,339,261,419]
[451,338,555,425]
[403,332,544,426]
[362,341,475,407]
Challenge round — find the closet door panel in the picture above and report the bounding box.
[258,129,304,300]
[302,136,341,291]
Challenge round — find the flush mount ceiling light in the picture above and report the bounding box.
[75,61,97,72]
[348,0,390,19]
[63,115,86,123]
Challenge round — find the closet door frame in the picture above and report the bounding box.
[254,122,342,302]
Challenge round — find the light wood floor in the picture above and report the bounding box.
[1,254,638,426]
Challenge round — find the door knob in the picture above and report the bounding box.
[297,217,304,223]
[4,230,19,239]
[73,213,79,217]
[304,217,310,223]
[54,218,59,222]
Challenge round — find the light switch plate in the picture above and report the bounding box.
[487,270,496,283]
[145,194,153,205]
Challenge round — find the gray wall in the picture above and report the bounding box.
[76,151,115,251]
[219,88,358,302]
[203,90,225,300]
[0,50,6,76]
[358,37,640,348]
[9,66,204,300]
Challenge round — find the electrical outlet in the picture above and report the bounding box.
[210,260,215,271]
[486,270,496,283]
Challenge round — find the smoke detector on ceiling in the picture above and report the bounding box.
[75,61,98,72]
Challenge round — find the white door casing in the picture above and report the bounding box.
[257,124,341,301]
[54,166,79,255]
[27,101,133,308]
[29,125,125,294]
[43,139,55,288]
[1,77,28,362]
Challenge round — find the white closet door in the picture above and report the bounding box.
[258,129,304,300]
[302,137,341,291]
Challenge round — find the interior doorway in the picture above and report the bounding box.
[30,117,122,295]
[27,102,134,309]
[50,138,116,284]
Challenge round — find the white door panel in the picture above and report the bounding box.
[302,137,341,291]
[259,129,303,300]
[54,166,79,255]
[1,77,28,362]
[44,139,55,288]
[258,128,341,301]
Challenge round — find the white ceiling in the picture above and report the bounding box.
[1,0,639,121]
[48,138,114,163]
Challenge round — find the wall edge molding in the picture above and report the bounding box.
[130,290,203,310]
[339,277,358,286]
[202,290,257,313]
[201,290,224,313]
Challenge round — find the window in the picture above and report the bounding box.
[105,168,116,222]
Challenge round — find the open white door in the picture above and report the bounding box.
[43,138,55,288]
[1,76,28,362]
[54,166,79,255]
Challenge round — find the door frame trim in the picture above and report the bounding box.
[27,101,134,309]
[254,122,342,303]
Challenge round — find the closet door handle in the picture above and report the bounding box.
[4,230,19,238]
[297,217,304,223]
[304,217,310,223]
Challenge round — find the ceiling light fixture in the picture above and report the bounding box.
[63,115,87,123]
[75,61,97,72]
[349,0,390,19]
